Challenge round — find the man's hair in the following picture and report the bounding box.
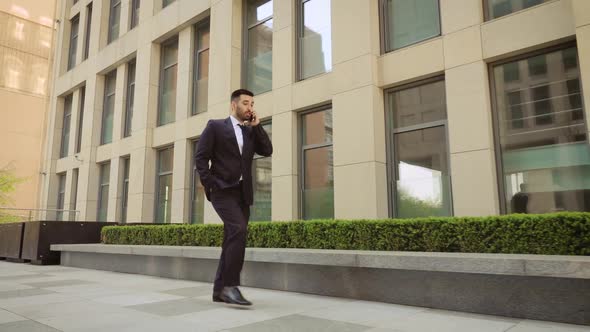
[231,89,254,102]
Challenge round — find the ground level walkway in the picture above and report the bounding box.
[0,261,588,332]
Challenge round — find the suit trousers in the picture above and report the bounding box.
[211,183,250,293]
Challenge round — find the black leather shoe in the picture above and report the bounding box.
[219,286,252,306]
[212,293,223,302]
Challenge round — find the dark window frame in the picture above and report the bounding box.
[298,104,334,220]
[56,173,67,221]
[97,162,111,221]
[157,37,179,126]
[101,70,117,145]
[483,0,552,21]
[488,42,589,214]
[192,18,210,115]
[242,0,274,94]
[124,60,136,137]
[107,0,122,44]
[75,86,85,153]
[190,139,204,224]
[60,94,73,158]
[383,76,453,218]
[154,146,174,223]
[83,3,92,60]
[296,0,332,81]
[120,156,130,223]
[67,15,80,70]
[130,0,140,29]
[378,0,442,54]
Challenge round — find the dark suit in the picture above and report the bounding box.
[195,117,272,292]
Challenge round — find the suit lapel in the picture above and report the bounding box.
[224,117,241,156]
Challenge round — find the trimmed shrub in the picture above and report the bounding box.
[101,212,590,255]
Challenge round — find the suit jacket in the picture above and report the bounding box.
[195,117,273,205]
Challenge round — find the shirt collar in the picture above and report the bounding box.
[230,115,242,127]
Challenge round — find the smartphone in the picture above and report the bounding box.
[248,113,254,122]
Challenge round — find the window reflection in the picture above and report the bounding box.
[0,11,52,96]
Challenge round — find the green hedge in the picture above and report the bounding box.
[101,212,590,255]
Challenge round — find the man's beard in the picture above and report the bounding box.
[236,107,250,122]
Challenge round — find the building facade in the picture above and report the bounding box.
[0,0,56,215]
[39,0,590,223]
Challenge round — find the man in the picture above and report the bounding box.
[511,183,529,214]
[195,89,273,306]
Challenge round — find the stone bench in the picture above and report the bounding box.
[50,244,590,325]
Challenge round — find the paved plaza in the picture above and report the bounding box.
[0,261,588,332]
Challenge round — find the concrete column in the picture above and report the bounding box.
[111,65,126,143]
[75,3,87,66]
[208,0,242,108]
[271,111,298,221]
[331,0,387,219]
[171,139,189,223]
[129,40,159,222]
[119,0,131,37]
[440,0,499,217]
[176,27,193,122]
[107,157,121,222]
[62,90,81,221]
[74,163,90,221]
[201,0,242,224]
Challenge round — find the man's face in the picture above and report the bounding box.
[232,95,254,122]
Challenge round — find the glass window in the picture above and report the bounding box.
[83,3,92,60]
[56,173,66,221]
[190,141,204,224]
[507,90,524,129]
[301,109,334,220]
[386,79,452,218]
[389,79,447,129]
[503,62,520,82]
[163,0,175,8]
[393,127,452,218]
[156,147,174,223]
[532,85,553,125]
[75,87,85,153]
[108,0,121,44]
[101,70,116,144]
[567,79,583,121]
[192,20,210,115]
[486,0,550,20]
[158,38,178,126]
[245,0,273,95]
[97,163,110,221]
[528,54,547,76]
[382,0,440,52]
[121,157,130,223]
[124,61,136,137]
[299,0,332,80]
[562,48,578,72]
[492,46,590,214]
[67,15,79,70]
[130,0,140,29]
[60,94,73,158]
[251,122,272,221]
